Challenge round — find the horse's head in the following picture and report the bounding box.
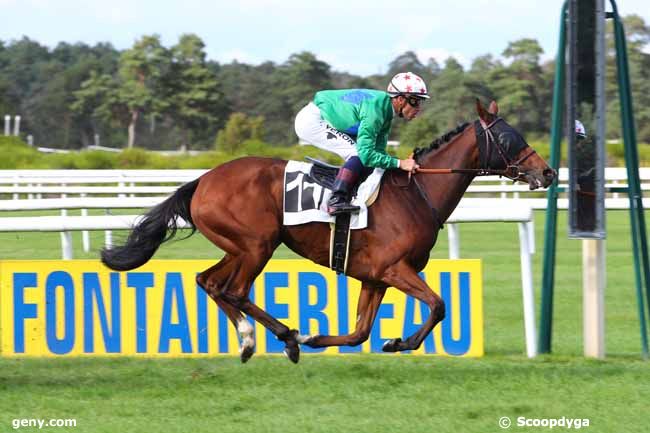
[475,99,556,190]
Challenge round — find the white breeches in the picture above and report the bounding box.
[294,102,358,161]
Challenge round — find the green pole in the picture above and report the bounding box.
[539,0,568,354]
[610,0,649,357]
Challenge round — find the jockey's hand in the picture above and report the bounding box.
[399,158,420,174]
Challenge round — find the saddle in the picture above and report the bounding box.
[305,157,361,197]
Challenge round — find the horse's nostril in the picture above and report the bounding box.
[543,168,555,179]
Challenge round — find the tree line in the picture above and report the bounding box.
[1,14,648,151]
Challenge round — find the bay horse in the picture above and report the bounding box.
[101,100,555,363]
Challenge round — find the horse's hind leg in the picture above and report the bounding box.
[219,248,302,363]
[197,255,256,363]
[380,261,446,352]
[301,282,386,349]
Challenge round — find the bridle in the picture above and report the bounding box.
[475,117,537,181]
[413,117,537,181]
[393,117,540,218]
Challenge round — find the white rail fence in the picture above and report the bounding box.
[1,167,647,258]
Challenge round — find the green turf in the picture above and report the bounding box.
[0,210,648,432]
[0,356,648,433]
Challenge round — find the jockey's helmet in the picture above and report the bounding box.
[387,72,430,99]
[575,119,587,139]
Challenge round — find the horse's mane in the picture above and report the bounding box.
[413,122,471,161]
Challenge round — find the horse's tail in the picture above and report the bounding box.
[101,178,200,271]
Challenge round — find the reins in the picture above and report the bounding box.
[412,117,538,181]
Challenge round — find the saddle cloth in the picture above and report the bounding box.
[282,160,384,229]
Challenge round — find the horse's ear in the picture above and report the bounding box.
[476,98,489,122]
[488,100,499,115]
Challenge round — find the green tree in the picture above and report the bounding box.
[491,38,546,132]
[216,112,266,153]
[166,34,229,149]
[71,71,129,142]
[117,35,170,148]
[606,15,650,142]
[281,52,332,111]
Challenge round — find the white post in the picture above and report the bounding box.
[104,226,113,249]
[105,181,126,245]
[60,206,73,259]
[518,221,537,358]
[13,115,21,136]
[583,239,605,358]
[4,115,10,136]
[81,193,90,253]
[60,191,73,259]
[61,230,73,260]
[447,223,460,259]
[527,220,535,254]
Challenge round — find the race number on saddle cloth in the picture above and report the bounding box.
[282,160,384,229]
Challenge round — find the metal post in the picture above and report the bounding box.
[540,0,568,354]
[583,239,605,358]
[610,0,650,357]
[4,115,10,136]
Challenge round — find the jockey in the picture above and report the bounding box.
[294,72,427,215]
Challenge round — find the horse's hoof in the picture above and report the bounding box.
[382,338,403,352]
[240,344,255,363]
[283,345,300,364]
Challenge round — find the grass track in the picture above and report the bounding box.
[0,210,649,432]
[0,356,648,433]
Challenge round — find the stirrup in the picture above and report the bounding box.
[327,202,360,215]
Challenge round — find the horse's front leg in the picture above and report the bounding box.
[300,282,386,348]
[379,261,446,352]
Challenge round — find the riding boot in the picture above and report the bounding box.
[328,178,360,215]
[328,172,361,216]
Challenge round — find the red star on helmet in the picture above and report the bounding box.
[404,74,411,80]
[406,85,413,92]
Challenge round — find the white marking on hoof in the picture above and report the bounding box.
[296,334,312,344]
[237,319,255,353]
[237,319,254,337]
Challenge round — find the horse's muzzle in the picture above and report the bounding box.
[524,167,556,190]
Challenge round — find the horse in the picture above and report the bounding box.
[101,99,555,363]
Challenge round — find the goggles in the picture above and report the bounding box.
[405,95,425,108]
